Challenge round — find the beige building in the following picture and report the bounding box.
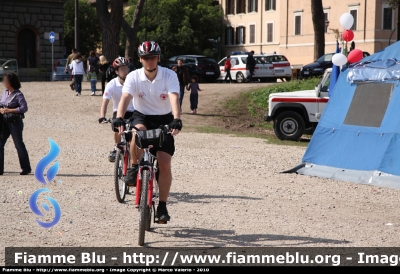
[218,0,398,66]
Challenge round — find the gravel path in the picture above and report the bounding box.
[1,81,400,263]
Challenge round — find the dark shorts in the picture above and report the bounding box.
[112,111,133,132]
[130,110,175,156]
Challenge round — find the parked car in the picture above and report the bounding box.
[0,59,18,79]
[217,53,292,83]
[264,68,332,140]
[300,51,370,79]
[164,55,221,82]
[53,59,70,81]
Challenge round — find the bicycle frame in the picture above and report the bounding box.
[135,148,157,208]
[115,121,131,177]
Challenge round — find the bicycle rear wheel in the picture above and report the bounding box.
[138,169,150,246]
[114,150,126,203]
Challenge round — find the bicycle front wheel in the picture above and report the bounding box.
[114,150,126,203]
[138,169,150,246]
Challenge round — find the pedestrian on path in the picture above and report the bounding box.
[87,50,100,76]
[246,51,256,83]
[65,48,78,90]
[172,58,189,113]
[87,66,97,96]
[186,75,201,114]
[224,54,233,83]
[0,73,31,175]
[99,55,109,95]
[70,54,85,96]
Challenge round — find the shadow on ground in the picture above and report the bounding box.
[147,227,351,247]
[167,192,262,204]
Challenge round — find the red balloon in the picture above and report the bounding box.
[342,30,354,42]
[347,49,363,63]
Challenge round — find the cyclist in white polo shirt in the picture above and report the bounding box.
[113,41,182,223]
[99,57,135,162]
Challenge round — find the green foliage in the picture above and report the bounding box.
[388,0,400,9]
[125,0,223,62]
[64,0,101,56]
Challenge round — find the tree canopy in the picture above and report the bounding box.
[64,0,101,56]
[125,0,223,62]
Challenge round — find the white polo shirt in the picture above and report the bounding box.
[103,77,135,112]
[122,66,180,115]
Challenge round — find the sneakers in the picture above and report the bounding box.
[20,170,31,175]
[108,150,116,162]
[156,202,170,222]
[124,165,138,186]
[91,92,95,96]
[75,92,79,96]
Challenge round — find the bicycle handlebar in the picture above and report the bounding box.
[104,118,130,124]
[104,118,171,134]
[124,125,171,134]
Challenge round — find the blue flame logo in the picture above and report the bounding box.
[29,188,61,228]
[30,138,61,228]
[35,138,60,185]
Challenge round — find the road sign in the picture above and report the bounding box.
[49,31,55,81]
[49,31,55,43]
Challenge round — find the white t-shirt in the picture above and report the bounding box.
[122,66,180,115]
[103,78,135,112]
[69,60,84,75]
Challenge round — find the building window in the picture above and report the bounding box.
[248,0,258,12]
[267,23,273,42]
[350,9,357,30]
[226,0,235,15]
[236,26,245,44]
[294,15,301,35]
[249,24,255,43]
[225,27,235,45]
[383,6,393,30]
[324,12,328,33]
[265,0,276,11]
[236,0,246,14]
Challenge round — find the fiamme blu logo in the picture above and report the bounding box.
[29,138,61,228]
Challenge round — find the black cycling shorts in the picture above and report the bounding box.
[130,110,175,156]
[112,111,134,132]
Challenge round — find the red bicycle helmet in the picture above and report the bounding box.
[112,57,128,69]
[138,41,161,57]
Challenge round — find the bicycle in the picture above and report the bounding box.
[105,118,133,203]
[123,125,170,246]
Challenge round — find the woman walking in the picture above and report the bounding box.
[70,53,85,96]
[0,73,31,175]
[99,55,109,95]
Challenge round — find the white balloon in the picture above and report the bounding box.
[332,53,348,66]
[340,13,354,30]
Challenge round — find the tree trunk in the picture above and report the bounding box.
[122,0,146,60]
[311,0,325,61]
[96,0,124,62]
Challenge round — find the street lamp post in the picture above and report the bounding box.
[217,36,221,61]
[74,0,79,51]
